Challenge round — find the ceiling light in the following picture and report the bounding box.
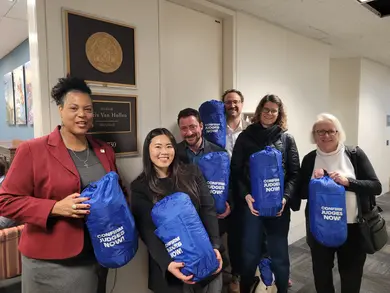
[357,0,390,18]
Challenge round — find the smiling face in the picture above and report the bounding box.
[224,92,243,119]
[314,120,339,153]
[59,91,93,135]
[149,134,175,172]
[260,101,279,127]
[178,116,203,147]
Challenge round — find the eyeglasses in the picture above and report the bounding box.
[315,130,338,136]
[262,108,278,115]
[224,100,242,106]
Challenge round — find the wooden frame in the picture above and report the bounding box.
[243,112,255,124]
[64,9,137,88]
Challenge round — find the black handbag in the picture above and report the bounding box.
[351,148,388,254]
[356,196,388,254]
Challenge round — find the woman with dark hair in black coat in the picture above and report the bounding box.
[131,128,223,293]
[230,94,300,293]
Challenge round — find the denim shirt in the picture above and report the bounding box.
[185,138,205,164]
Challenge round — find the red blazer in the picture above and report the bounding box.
[0,126,125,260]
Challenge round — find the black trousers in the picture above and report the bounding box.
[309,224,367,293]
[227,204,244,276]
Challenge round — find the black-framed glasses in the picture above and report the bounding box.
[316,129,338,136]
[224,100,242,106]
[262,108,278,115]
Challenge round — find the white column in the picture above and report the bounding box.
[27,0,52,137]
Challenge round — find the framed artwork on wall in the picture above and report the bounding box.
[64,9,137,88]
[24,61,33,125]
[4,72,15,125]
[88,93,138,157]
[243,112,255,124]
[12,65,27,125]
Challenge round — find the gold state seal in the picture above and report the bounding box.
[85,32,123,73]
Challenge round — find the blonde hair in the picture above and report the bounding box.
[310,113,346,144]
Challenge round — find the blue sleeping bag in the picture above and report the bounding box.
[197,152,230,214]
[249,146,284,217]
[309,176,347,247]
[259,257,274,287]
[151,192,219,282]
[82,171,138,268]
[199,100,226,148]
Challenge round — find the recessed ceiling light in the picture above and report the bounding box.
[357,0,390,18]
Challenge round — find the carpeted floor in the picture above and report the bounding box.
[288,192,390,293]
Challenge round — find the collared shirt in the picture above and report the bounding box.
[185,138,206,164]
[0,176,4,184]
[226,119,248,158]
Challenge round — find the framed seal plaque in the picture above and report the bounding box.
[64,10,136,88]
[88,93,138,156]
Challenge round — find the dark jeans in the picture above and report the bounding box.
[240,207,290,293]
[309,224,366,293]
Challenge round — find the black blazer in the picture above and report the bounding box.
[298,146,382,243]
[230,129,300,210]
[130,164,220,293]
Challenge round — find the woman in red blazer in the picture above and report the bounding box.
[0,76,125,293]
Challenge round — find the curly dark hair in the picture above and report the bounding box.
[252,94,287,131]
[51,76,92,106]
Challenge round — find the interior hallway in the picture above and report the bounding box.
[254,193,390,293]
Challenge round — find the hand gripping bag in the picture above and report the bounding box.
[197,152,230,214]
[199,100,227,148]
[309,176,347,247]
[82,171,138,268]
[151,192,219,282]
[249,146,284,217]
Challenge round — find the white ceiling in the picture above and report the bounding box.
[207,0,390,66]
[0,0,28,60]
[1,0,390,67]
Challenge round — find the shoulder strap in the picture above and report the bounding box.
[348,146,363,221]
[348,145,375,220]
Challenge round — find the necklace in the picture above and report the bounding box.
[61,131,90,168]
[71,147,90,168]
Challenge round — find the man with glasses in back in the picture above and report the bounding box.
[222,89,249,293]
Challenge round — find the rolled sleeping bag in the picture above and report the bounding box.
[249,146,284,217]
[82,171,138,268]
[199,100,227,148]
[309,176,347,247]
[197,151,230,214]
[151,192,219,282]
